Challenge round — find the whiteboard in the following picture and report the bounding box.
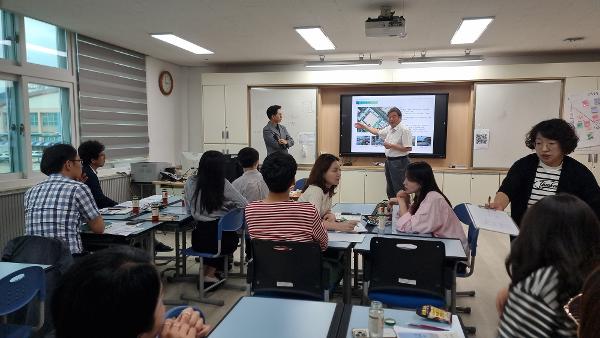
[473,81,562,168]
[250,88,317,164]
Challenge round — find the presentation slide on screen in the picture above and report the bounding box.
[351,95,436,154]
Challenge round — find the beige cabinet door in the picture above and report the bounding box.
[442,173,471,207]
[364,171,387,203]
[203,143,226,153]
[339,170,365,203]
[202,85,226,144]
[225,85,249,144]
[470,174,500,206]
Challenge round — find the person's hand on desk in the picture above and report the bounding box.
[333,220,359,233]
[323,212,336,222]
[161,307,211,338]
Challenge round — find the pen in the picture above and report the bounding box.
[408,324,449,331]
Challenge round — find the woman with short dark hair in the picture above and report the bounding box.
[489,118,600,227]
[496,194,600,338]
[52,246,210,338]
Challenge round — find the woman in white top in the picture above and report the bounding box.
[299,154,357,232]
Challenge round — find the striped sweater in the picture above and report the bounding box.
[498,266,578,338]
[245,200,328,251]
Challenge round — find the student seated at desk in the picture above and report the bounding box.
[24,144,104,256]
[390,161,467,250]
[232,147,268,202]
[496,194,600,338]
[184,151,247,284]
[299,153,358,232]
[52,246,210,338]
[245,152,328,251]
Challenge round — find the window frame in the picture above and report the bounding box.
[0,11,78,182]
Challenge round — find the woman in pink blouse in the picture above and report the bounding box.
[392,162,468,251]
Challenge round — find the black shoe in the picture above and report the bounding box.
[155,241,173,252]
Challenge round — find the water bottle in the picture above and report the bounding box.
[377,206,386,234]
[368,301,384,338]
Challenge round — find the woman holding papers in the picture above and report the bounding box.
[496,194,600,338]
[391,162,467,250]
[489,119,600,227]
[299,154,358,232]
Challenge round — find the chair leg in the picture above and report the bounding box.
[180,257,225,306]
[457,290,476,297]
[464,326,476,335]
[456,306,472,314]
[221,255,246,292]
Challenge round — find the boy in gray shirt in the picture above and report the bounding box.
[232,147,269,202]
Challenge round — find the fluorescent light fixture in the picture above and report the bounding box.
[295,27,335,51]
[399,55,484,64]
[451,17,494,44]
[151,34,213,54]
[305,58,382,68]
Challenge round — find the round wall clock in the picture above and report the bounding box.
[159,71,173,95]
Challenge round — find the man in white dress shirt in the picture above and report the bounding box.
[355,107,412,198]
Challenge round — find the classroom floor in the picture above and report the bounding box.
[155,229,511,337]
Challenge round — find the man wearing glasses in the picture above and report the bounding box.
[24,143,105,256]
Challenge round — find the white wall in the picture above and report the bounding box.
[146,56,189,165]
[186,68,204,152]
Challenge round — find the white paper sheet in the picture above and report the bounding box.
[465,204,519,236]
[102,221,143,236]
[335,213,362,222]
[100,207,133,215]
[327,233,365,243]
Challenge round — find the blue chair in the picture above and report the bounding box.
[453,203,480,335]
[367,237,446,309]
[164,306,205,321]
[0,266,46,338]
[293,178,307,191]
[180,208,245,306]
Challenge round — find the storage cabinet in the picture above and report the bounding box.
[339,170,365,203]
[202,84,248,149]
[442,173,471,207]
[470,174,500,205]
[364,171,388,203]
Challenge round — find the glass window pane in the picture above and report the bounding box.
[0,10,17,61]
[25,17,67,69]
[28,83,70,171]
[0,80,19,174]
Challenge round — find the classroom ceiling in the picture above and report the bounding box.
[2,0,600,67]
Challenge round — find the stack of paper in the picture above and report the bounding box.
[103,221,143,236]
[328,233,365,243]
[100,207,133,215]
[465,204,519,236]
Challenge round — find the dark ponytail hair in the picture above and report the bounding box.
[193,151,226,213]
[405,161,450,214]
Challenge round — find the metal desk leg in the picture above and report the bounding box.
[182,228,188,276]
[148,230,155,259]
[450,262,457,314]
[343,247,352,304]
[174,226,181,277]
[353,251,359,291]
[239,232,245,275]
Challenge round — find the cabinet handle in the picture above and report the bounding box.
[589,154,593,163]
[595,154,598,163]
[221,131,225,139]
[226,130,229,139]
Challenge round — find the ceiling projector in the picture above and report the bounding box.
[365,6,407,38]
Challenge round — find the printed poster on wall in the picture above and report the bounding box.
[567,90,600,150]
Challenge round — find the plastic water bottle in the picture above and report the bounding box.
[377,206,386,235]
[368,301,384,338]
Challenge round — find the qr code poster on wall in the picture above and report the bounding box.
[474,129,490,150]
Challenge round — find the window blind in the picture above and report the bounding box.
[76,35,149,159]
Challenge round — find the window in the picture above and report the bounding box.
[0,10,17,61]
[24,17,68,69]
[0,80,19,174]
[28,83,70,171]
[29,113,39,130]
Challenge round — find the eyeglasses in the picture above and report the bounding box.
[563,293,582,326]
[70,159,84,164]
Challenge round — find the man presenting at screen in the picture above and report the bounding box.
[355,107,412,198]
[263,105,294,155]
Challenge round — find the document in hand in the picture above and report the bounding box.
[465,204,519,236]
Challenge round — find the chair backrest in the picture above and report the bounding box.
[369,237,445,299]
[453,203,480,257]
[217,208,245,240]
[294,178,307,191]
[0,266,46,317]
[2,235,72,335]
[250,239,323,300]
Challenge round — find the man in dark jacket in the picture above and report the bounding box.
[78,140,173,252]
